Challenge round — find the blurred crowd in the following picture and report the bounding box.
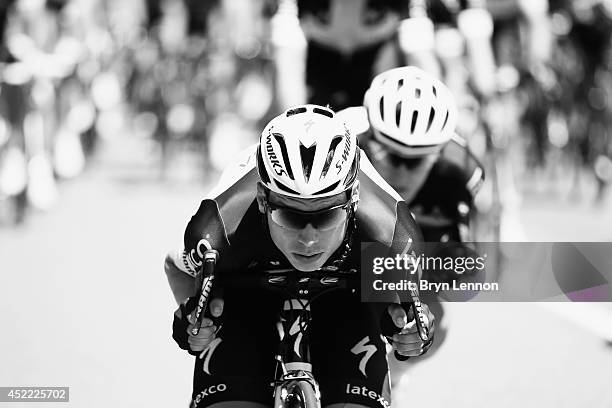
[0,0,611,229]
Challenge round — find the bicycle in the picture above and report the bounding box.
[190,248,431,408]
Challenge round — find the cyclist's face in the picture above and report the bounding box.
[366,140,436,201]
[258,185,352,271]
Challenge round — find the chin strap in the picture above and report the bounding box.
[326,202,358,272]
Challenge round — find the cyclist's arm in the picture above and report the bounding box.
[165,251,198,304]
[454,139,484,242]
[385,200,433,351]
[271,7,308,109]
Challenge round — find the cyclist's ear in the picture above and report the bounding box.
[256,182,267,214]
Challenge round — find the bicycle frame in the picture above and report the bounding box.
[273,298,321,408]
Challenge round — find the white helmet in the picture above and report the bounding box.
[364,66,458,157]
[257,104,359,198]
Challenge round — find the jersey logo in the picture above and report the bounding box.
[199,337,222,375]
[289,315,305,336]
[351,336,377,378]
[288,316,308,358]
[185,238,212,275]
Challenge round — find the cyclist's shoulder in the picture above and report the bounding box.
[207,144,259,199]
[184,145,260,251]
[176,146,264,277]
[357,150,422,251]
[433,134,485,195]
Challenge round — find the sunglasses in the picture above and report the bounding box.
[266,201,352,231]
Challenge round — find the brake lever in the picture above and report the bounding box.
[191,249,219,336]
[392,286,431,361]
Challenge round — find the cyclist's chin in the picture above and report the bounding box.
[288,252,328,271]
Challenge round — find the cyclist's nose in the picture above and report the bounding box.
[297,223,319,248]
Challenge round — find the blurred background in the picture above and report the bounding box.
[0,0,611,407]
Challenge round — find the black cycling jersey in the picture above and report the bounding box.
[362,134,484,243]
[172,145,422,407]
[409,135,484,240]
[305,40,394,110]
[297,0,409,21]
[296,0,475,110]
[297,0,476,29]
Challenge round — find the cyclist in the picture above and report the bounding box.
[272,0,446,111]
[357,66,484,245]
[165,104,435,407]
[342,66,484,358]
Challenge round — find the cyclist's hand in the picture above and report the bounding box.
[172,297,224,355]
[187,297,223,352]
[387,302,435,358]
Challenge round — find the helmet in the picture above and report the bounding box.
[364,66,458,157]
[256,104,360,198]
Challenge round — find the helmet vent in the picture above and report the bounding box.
[273,133,294,179]
[432,85,437,97]
[379,97,385,121]
[410,111,418,133]
[320,136,343,180]
[300,143,317,182]
[286,107,307,117]
[415,88,421,98]
[257,146,271,185]
[426,107,435,132]
[314,180,340,196]
[313,107,334,118]
[442,109,449,129]
[398,79,404,89]
[395,101,402,127]
[275,179,299,195]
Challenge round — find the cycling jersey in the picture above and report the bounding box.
[409,135,484,241]
[169,144,422,407]
[362,134,484,243]
[295,0,478,110]
[296,0,406,110]
[360,132,483,363]
[304,40,395,111]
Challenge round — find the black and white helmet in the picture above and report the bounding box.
[257,104,359,198]
[364,66,458,157]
